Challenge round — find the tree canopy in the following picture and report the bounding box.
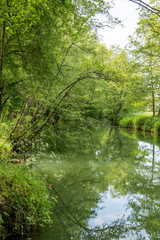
[0,0,160,153]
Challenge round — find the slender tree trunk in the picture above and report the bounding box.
[115,104,122,121]
[152,89,155,116]
[13,75,96,147]
[0,20,6,116]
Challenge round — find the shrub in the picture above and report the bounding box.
[119,117,135,128]
[119,114,160,135]
[154,121,160,135]
[144,116,159,132]
[0,164,55,239]
[134,116,149,130]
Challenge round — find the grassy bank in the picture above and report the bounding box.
[119,114,160,135]
[0,163,55,239]
[0,123,55,239]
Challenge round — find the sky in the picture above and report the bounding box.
[97,0,140,48]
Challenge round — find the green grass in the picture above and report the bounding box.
[119,113,160,135]
[131,111,153,116]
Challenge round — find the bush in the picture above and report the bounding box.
[119,117,135,128]
[144,116,159,132]
[154,121,160,135]
[119,114,160,135]
[134,116,149,130]
[134,115,160,132]
[0,164,55,239]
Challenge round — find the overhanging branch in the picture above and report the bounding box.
[128,0,160,17]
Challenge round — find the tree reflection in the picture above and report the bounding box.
[35,127,160,240]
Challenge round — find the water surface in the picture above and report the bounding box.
[8,127,160,240]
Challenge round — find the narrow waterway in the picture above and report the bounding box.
[7,127,160,240]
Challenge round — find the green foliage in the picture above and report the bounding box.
[119,114,160,135]
[0,0,158,153]
[134,116,149,130]
[0,122,13,160]
[143,116,159,132]
[154,121,160,135]
[130,0,160,116]
[119,117,136,128]
[0,164,55,238]
[0,0,146,152]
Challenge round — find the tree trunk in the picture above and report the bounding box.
[115,104,122,121]
[152,90,155,116]
[0,21,6,116]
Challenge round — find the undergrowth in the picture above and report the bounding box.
[119,114,160,134]
[0,164,55,239]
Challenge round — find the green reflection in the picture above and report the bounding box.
[10,127,160,240]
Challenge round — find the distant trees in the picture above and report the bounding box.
[130,0,160,115]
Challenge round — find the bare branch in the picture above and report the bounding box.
[128,0,160,16]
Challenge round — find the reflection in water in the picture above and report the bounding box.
[7,127,160,240]
[88,190,130,226]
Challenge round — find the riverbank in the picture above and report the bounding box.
[1,114,160,239]
[0,163,55,239]
[119,114,160,135]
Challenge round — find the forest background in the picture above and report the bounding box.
[0,0,160,155]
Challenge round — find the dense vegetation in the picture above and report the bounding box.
[0,164,54,239]
[119,114,160,134]
[0,0,160,155]
[0,0,160,238]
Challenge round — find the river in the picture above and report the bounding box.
[6,127,160,240]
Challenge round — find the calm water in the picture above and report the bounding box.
[7,127,160,240]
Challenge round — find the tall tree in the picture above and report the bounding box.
[129,0,160,115]
[0,0,120,151]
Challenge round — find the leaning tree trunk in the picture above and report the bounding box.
[0,20,6,116]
